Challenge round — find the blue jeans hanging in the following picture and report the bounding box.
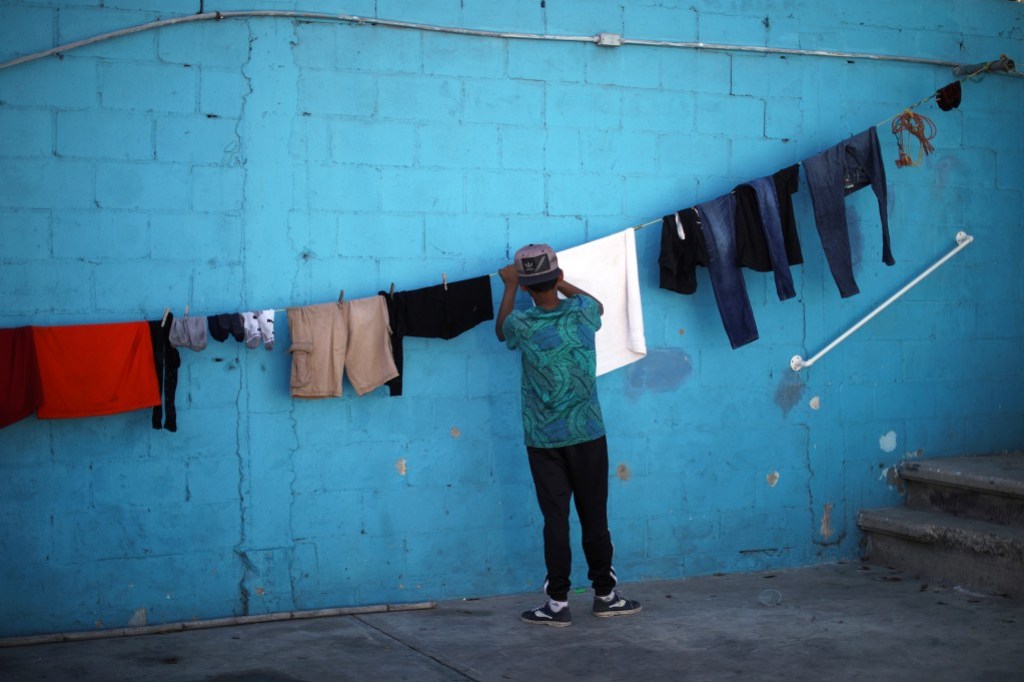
[696,195,759,349]
[747,176,796,301]
[802,127,894,298]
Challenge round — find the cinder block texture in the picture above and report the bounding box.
[0,0,1022,639]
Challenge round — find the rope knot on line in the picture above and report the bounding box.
[891,110,936,168]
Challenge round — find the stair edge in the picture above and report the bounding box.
[900,455,1024,499]
[857,507,1024,560]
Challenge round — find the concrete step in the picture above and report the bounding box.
[857,506,1024,597]
[900,452,1024,528]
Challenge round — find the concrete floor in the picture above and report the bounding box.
[2,561,1022,681]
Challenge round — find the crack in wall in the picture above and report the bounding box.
[230,24,257,618]
[801,423,819,548]
[286,21,302,608]
[232,345,252,617]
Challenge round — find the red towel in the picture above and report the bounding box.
[32,321,161,420]
[0,327,43,429]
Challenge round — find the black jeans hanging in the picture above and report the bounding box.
[148,315,180,432]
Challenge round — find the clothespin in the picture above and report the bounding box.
[338,289,344,303]
[161,307,171,328]
[442,273,448,291]
[184,304,190,317]
[389,282,395,300]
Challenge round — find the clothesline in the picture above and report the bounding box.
[479,72,977,280]
[180,71,979,319]
[2,72,984,432]
[262,71,976,313]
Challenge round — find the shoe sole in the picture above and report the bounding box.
[521,616,572,627]
[592,605,643,618]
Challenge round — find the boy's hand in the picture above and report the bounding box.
[499,265,519,287]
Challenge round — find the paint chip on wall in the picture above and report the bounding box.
[128,608,147,627]
[881,465,905,493]
[820,503,834,539]
[450,427,461,438]
[395,458,407,476]
[766,471,780,487]
[879,430,897,453]
[809,396,820,410]
[616,463,630,481]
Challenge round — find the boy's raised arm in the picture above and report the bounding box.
[495,265,518,342]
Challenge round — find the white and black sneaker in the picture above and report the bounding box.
[520,602,572,627]
[592,591,642,618]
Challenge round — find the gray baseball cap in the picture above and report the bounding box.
[514,243,562,285]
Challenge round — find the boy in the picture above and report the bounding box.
[496,243,641,627]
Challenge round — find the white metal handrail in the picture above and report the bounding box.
[790,230,974,372]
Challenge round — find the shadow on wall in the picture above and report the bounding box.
[625,347,693,399]
[775,372,806,417]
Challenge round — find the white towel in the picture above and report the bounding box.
[556,228,647,376]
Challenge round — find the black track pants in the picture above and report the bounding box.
[527,436,616,602]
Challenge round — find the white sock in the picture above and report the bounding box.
[597,591,616,603]
[548,599,569,612]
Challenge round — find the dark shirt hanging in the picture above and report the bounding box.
[775,164,804,266]
[734,184,773,273]
[734,164,803,272]
[380,275,494,397]
[658,209,709,295]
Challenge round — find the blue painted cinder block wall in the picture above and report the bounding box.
[1,0,1022,637]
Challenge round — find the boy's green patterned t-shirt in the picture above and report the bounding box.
[502,295,605,448]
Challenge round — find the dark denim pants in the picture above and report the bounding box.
[696,194,759,349]
[747,176,796,301]
[802,127,894,298]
